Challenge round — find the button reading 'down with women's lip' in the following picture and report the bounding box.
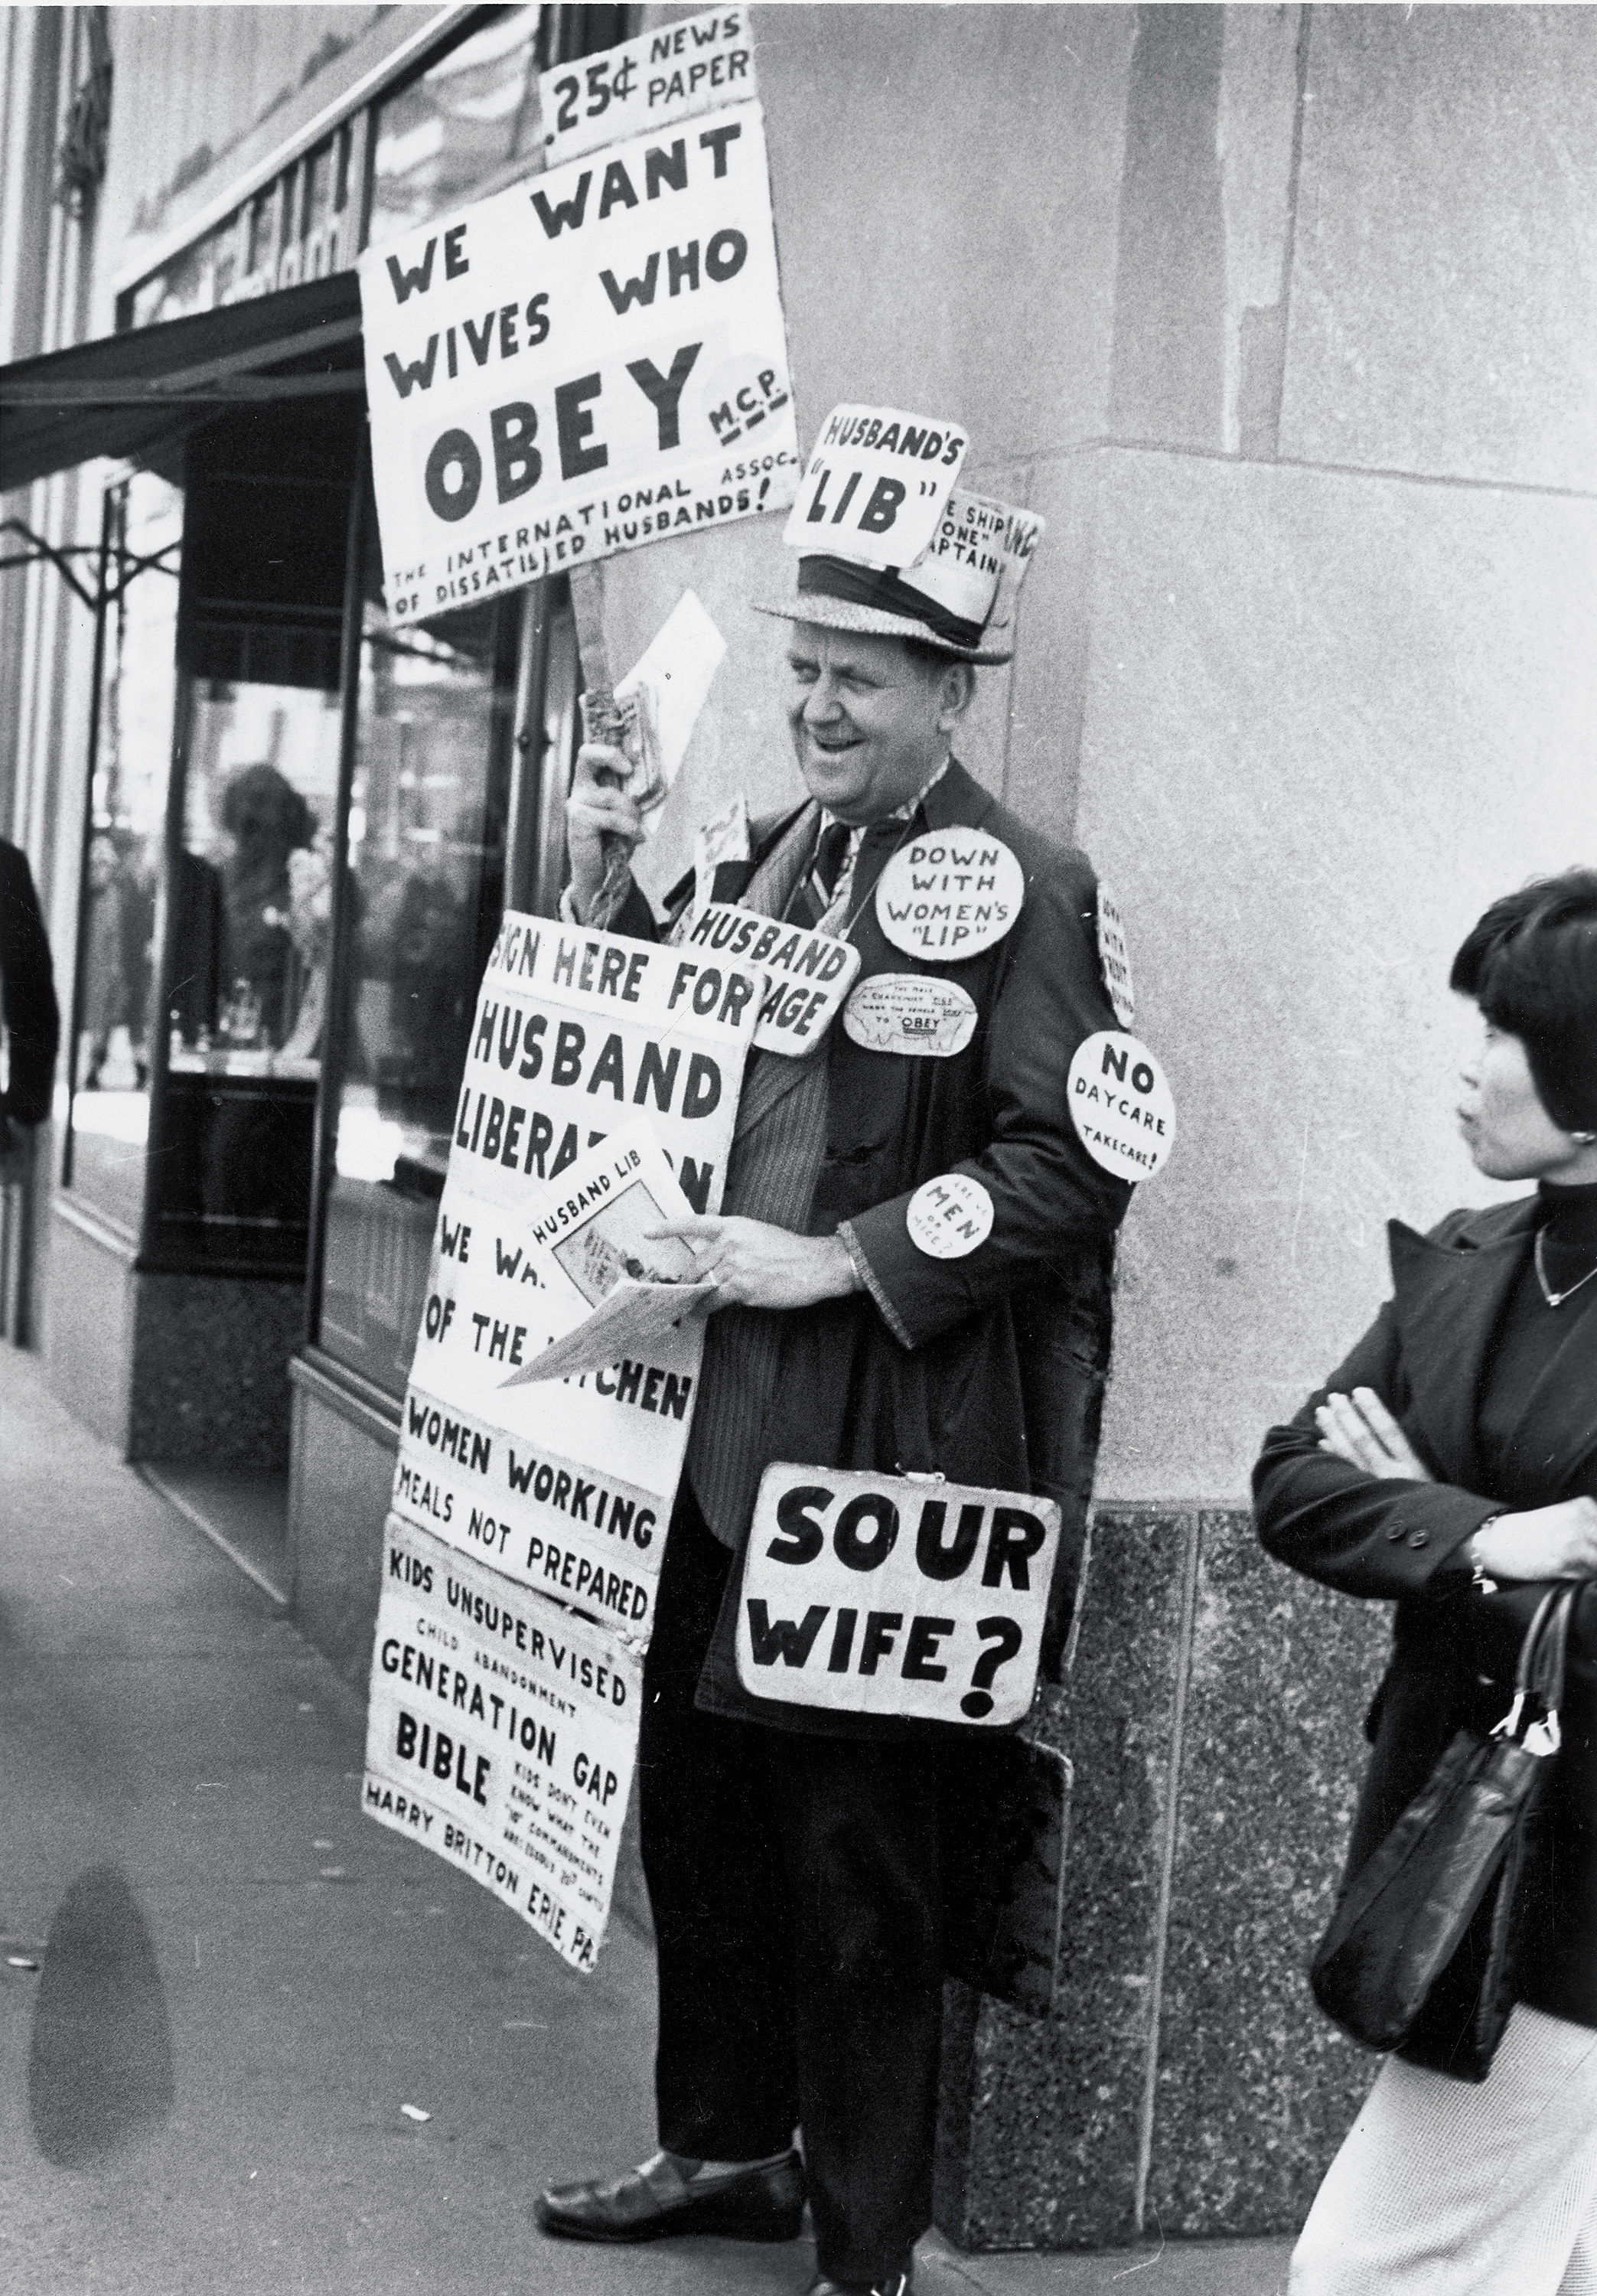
[1067,1030,1175,1182]
[875,829,1025,961]
[843,974,978,1058]
[906,1171,995,1258]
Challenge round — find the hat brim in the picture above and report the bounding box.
[751,593,1011,665]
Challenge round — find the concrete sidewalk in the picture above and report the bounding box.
[0,1342,1292,2296]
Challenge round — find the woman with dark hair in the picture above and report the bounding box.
[216,762,316,1047]
[1255,869,1597,2294]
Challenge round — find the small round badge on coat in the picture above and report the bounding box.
[906,1172,995,1258]
[1095,883,1136,1029]
[843,974,979,1058]
[875,828,1025,962]
[1067,1031,1175,1182]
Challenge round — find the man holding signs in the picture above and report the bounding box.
[536,408,1146,2295]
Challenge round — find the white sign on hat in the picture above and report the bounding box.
[908,488,1045,649]
[783,404,970,571]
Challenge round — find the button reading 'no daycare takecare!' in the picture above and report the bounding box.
[1067,1031,1175,1182]
[875,830,1025,962]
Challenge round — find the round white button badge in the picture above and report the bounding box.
[1067,1031,1175,1182]
[843,975,979,1058]
[875,829,1025,962]
[905,1172,995,1259]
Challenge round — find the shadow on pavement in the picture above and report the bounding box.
[28,1864,174,2167]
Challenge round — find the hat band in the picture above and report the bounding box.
[796,556,986,651]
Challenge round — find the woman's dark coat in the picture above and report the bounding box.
[1253,1198,1597,2027]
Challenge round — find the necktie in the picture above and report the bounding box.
[813,820,852,901]
[787,819,854,930]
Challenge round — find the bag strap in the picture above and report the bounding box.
[1527,1583,1579,1714]
[1498,1583,1579,1752]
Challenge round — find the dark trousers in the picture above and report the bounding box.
[639,1488,976,2284]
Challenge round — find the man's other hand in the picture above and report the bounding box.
[566,740,645,921]
[647,1217,859,1313]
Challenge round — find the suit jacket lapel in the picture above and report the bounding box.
[724,762,993,1144]
[1388,1204,1539,1489]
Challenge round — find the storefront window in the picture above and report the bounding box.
[67,473,182,1234]
[366,6,544,249]
[318,594,520,1393]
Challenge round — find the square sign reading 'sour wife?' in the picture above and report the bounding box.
[358,96,798,626]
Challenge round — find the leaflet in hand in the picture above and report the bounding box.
[497,1122,715,1386]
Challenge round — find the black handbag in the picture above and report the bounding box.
[1309,1581,1576,2083]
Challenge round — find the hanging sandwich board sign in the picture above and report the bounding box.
[388,915,760,1649]
[360,96,798,627]
[363,1515,642,1973]
[370,912,761,1966]
[736,1465,1061,1727]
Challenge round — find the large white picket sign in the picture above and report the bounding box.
[359,98,797,625]
[370,912,760,1960]
[364,1515,643,1972]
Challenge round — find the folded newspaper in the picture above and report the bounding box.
[497,1122,715,1386]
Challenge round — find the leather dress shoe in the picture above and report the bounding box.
[807,2265,913,2296]
[535,2148,805,2243]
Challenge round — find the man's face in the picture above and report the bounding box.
[784,625,966,823]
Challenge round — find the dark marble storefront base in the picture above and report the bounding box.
[935,1504,1389,2250]
[45,1199,302,1468]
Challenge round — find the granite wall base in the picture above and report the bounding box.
[937,1503,1388,2249]
[44,1199,301,1468]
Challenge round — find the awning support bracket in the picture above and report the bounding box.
[0,517,178,611]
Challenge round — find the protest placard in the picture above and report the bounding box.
[373,914,760,1957]
[783,403,970,571]
[681,903,862,1055]
[735,1466,1061,1727]
[540,8,755,168]
[364,1515,643,1972]
[386,921,760,1652]
[360,99,797,626]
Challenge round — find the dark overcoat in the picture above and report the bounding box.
[614,758,1132,1736]
[1,840,60,1128]
[1253,1199,1597,2027]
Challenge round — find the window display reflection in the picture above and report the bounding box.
[151,681,342,1258]
[171,686,341,1067]
[67,475,181,1234]
[319,598,518,1392]
[367,7,543,249]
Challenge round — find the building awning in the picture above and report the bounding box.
[0,270,364,495]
